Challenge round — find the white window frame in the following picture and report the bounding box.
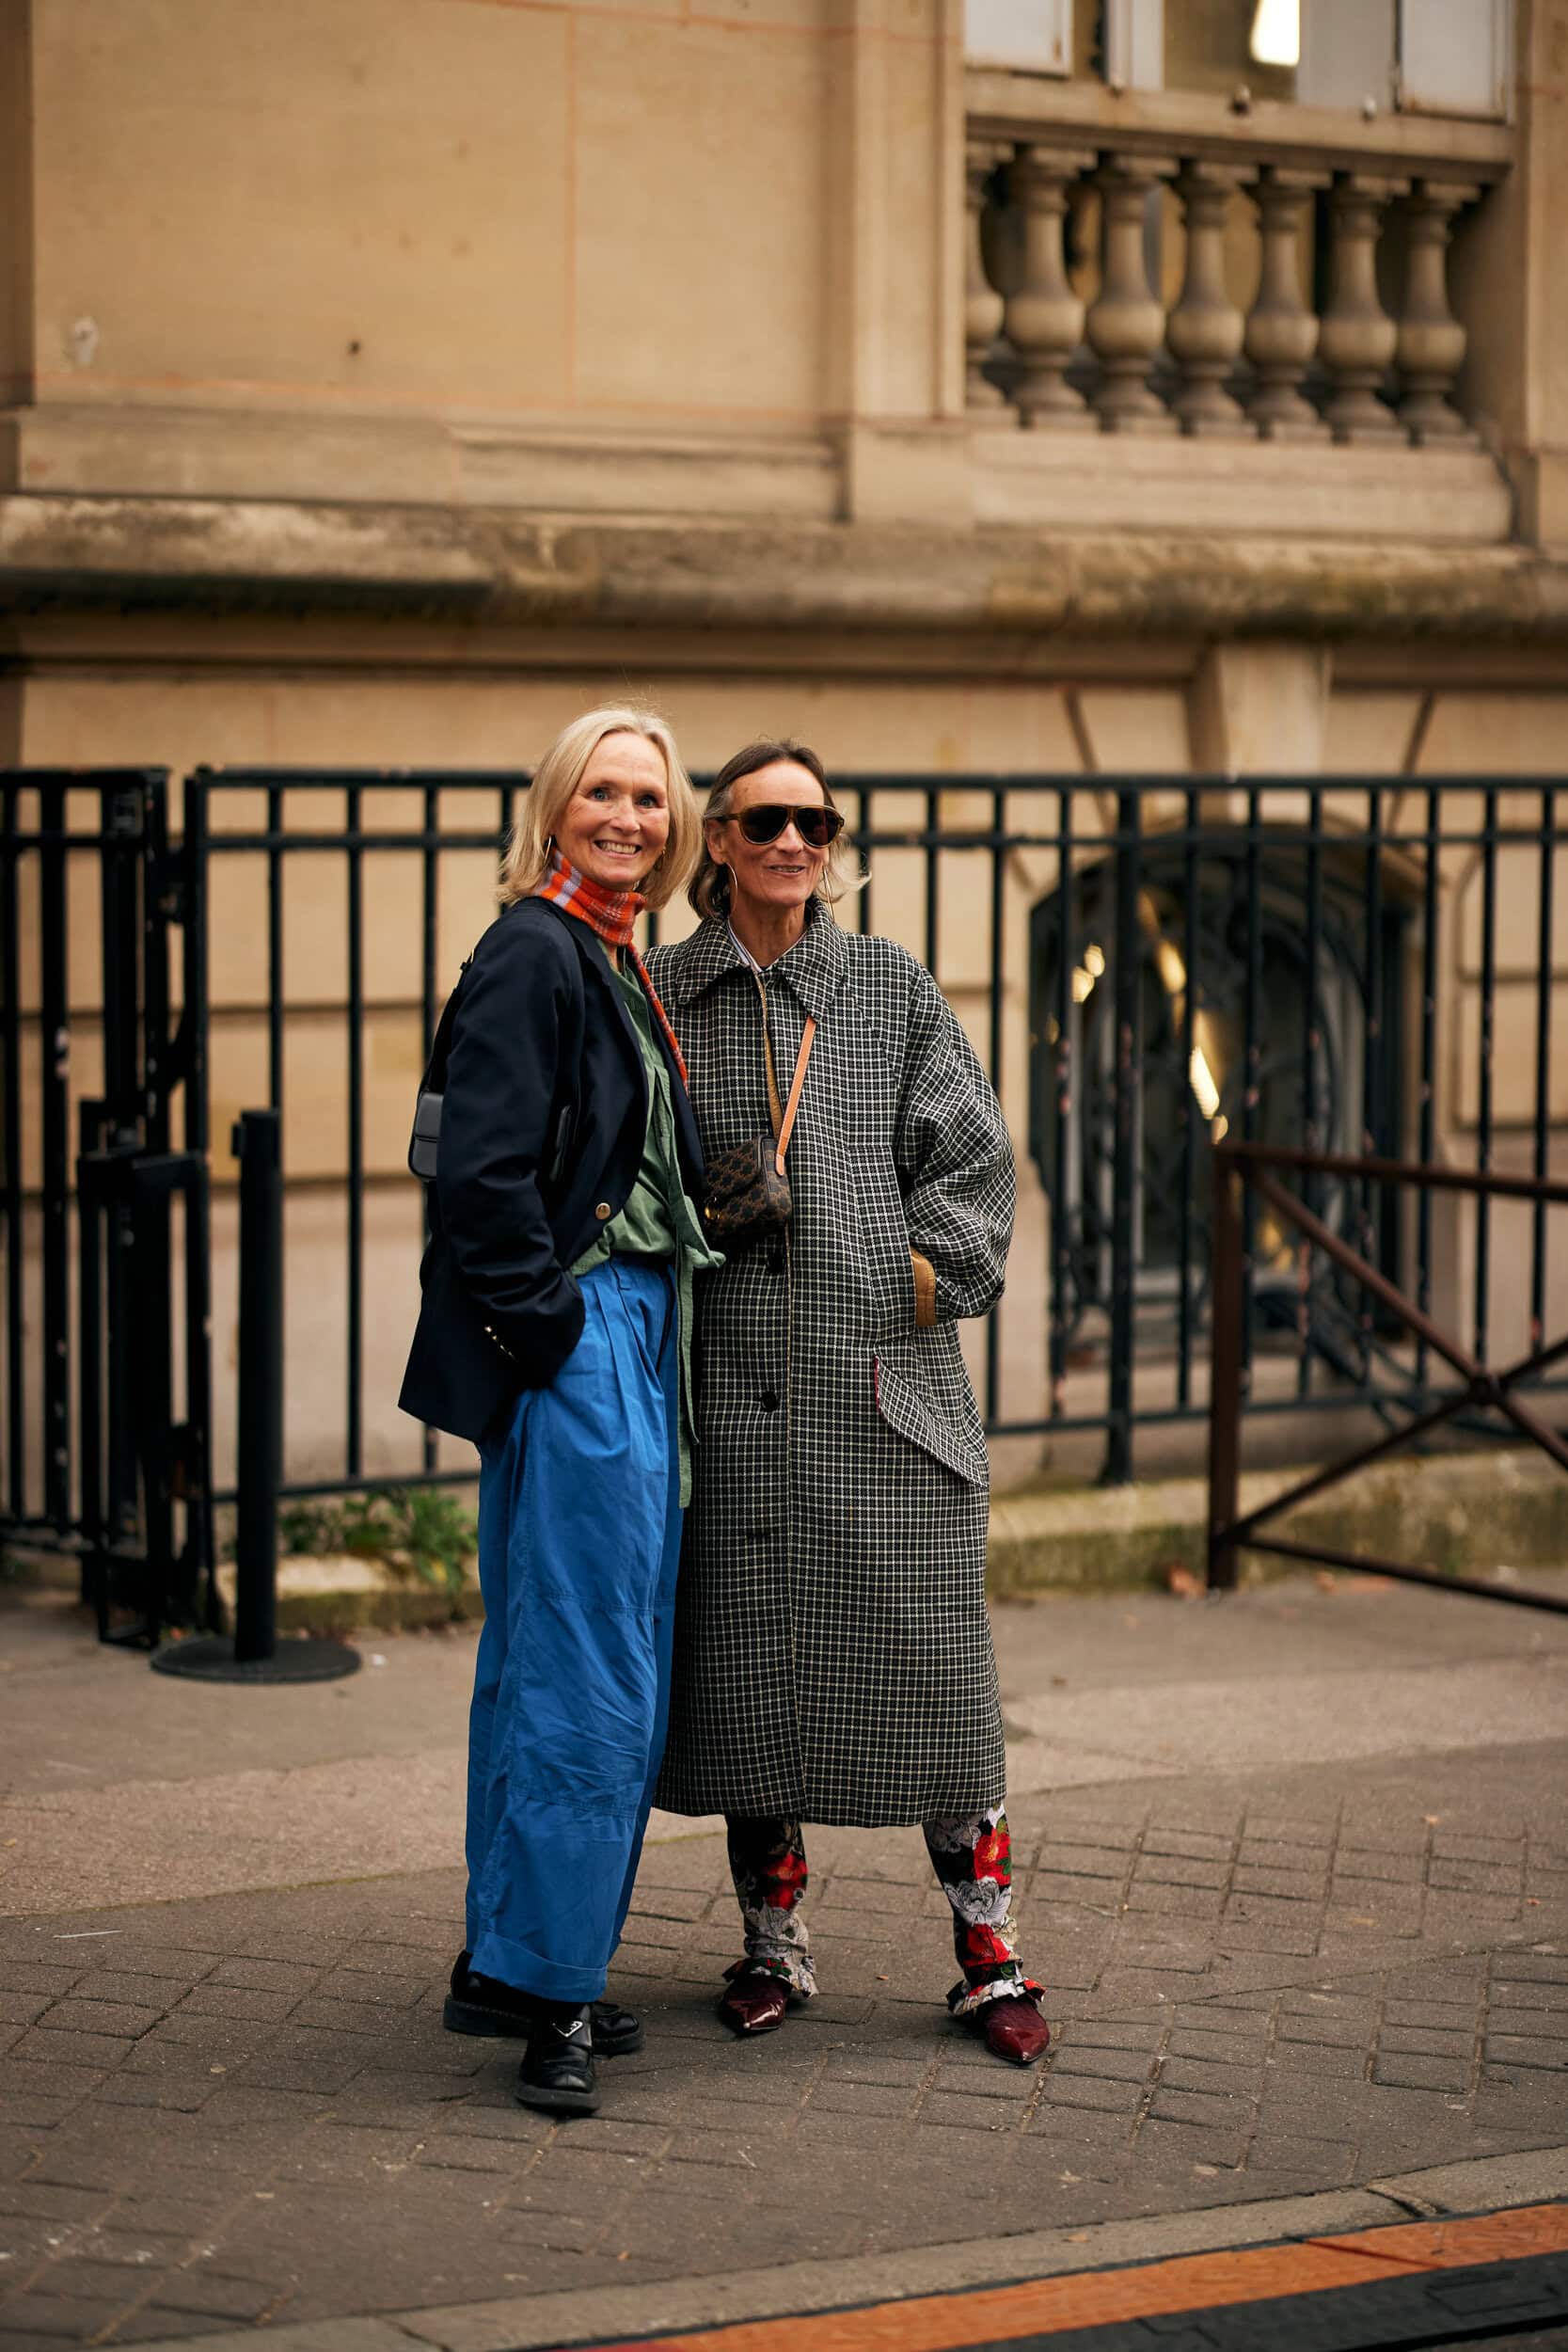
[1102,0,1164,91]
[963,0,1072,76]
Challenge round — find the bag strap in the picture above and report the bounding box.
[757,1000,784,1135]
[420,955,473,1094]
[772,1017,816,1177]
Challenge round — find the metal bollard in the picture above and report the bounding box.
[150,1108,358,1683]
[233,1108,282,1663]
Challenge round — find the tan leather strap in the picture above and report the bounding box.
[759,1011,784,1135]
[773,1016,816,1176]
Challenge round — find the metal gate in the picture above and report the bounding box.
[0,771,213,1643]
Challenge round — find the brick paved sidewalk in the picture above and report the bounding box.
[2,1750,1565,2350]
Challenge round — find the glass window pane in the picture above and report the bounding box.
[1165,0,1297,101]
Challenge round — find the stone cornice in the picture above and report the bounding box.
[3,493,1567,644]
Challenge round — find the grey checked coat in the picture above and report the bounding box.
[649,900,1015,1827]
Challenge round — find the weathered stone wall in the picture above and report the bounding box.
[2,0,959,509]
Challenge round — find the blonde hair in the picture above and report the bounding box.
[499,706,700,913]
[689,737,859,924]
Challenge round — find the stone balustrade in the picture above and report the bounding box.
[964,93,1510,446]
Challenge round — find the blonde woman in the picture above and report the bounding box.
[401,707,718,2116]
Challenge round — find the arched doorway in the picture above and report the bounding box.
[1028,829,1406,1385]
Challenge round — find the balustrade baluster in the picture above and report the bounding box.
[964,138,1007,413]
[1319,171,1406,442]
[1085,154,1176,432]
[960,107,1499,454]
[1168,162,1246,435]
[1004,144,1095,428]
[1397,179,1480,443]
[1243,167,1326,438]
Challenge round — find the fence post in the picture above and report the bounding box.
[233,1109,282,1664]
[150,1104,356,1683]
[178,774,217,1631]
[77,1099,106,1616]
[40,780,71,1530]
[1207,1145,1244,1591]
[1103,788,1141,1485]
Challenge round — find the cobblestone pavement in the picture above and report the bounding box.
[1,1747,1565,2349]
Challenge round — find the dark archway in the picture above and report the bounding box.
[1028,829,1407,1377]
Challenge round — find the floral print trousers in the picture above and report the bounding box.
[724,1808,1044,2017]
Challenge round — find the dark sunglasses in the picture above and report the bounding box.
[726,803,845,848]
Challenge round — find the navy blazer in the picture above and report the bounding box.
[398,897,705,1446]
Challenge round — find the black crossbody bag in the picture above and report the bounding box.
[407,959,577,1193]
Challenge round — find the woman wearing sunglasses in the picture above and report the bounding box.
[647,739,1050,2068]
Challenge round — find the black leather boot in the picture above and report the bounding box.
[444,1952,643,2055]
[515,2001,599,2116]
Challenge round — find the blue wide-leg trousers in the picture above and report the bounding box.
[466,1258,682,2003]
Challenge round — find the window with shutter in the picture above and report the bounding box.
[1297,0,1396,110]
[963,0,1072,75]
[1397,0,1511,119]
[1104,0,1164,90]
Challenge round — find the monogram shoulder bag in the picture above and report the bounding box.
[701,1006,816,1248]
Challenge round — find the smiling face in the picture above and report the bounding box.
[554,730,672,891]
[709,758,831,925]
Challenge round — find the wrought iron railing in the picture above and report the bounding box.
[0,773,211,1640]
[2,769,1563,1616]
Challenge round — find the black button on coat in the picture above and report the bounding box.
[399,897,705,1446]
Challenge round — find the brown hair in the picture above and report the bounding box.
[689,737,857,923]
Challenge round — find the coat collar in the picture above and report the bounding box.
[659,898,851,1023]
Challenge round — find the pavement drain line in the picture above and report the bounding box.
[121,2140,1568,2352]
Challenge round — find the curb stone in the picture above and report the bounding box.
[111,2142,1568,2352]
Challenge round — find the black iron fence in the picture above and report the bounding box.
[186,767,533,1502]
[0,772,210,1639]
[2,767,1563,1636]
[855,774,1565,1475]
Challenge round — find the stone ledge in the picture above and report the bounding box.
[973,430,1512,545]
[2,405,1522,548]
[5,491,1568,642]
[987,1443,1568,1595]
[8,401,842,523]
[10,1445,1556,1627]
[210,1551,481,1636]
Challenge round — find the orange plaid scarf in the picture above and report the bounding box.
[532,849,688,1085]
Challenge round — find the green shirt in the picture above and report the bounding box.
[569,962,721,1503]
